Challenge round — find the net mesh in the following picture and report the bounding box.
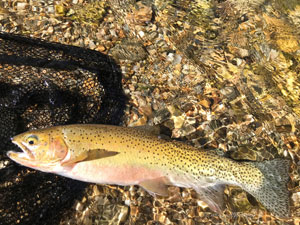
[0,32,126,225]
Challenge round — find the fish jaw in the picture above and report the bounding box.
[7,150,39,169]
[11,137,35,159]
[7,137,35,166]
[7,150,64,173]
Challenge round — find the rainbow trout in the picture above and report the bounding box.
[7,124,290,217]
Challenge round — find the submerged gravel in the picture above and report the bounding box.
[1,0,300,224]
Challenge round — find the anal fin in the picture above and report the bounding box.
[195,184,225,213]
[139,177,169,196]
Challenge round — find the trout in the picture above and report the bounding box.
[7,124,290,217]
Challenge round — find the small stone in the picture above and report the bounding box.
[235,58,243,66]
[181,124,196,136]
[130,115,147,126]
[185,117,196,125]
[47,26,54,34]
[133,64,140,72]
[148,48,156,55]
[182,102,194,112]
[139,105,152,117]
[96,29,106,38]
[66,8,75,16]
[138,30,145,38]
[96,45,106,52]
[130,205,139,217]
[166,53,174,62]
[0,160,9,169]
[173,54,182,65]
[124,199,130,206]
[89,40,96,49]
[292,192,300,207]
[154,108,171,124]
[75,201,83,211]
[93,185,100,196]
[148,31,158,40]
[277,38,300,53]
[126,1,153,25]
[237,48,249,58]
[124,88,130,95]
[173,116,185,129]
[182,64,189,74]
[167,105,183,117]
[164,119,175,130]
[47,6,55,14]
[172,128,182,138]
[220,86,239,101]
[199,98,211,109]
[117,206,129,223]
[55,5,66,15]
[16,2,27,10]
[109,40,148,62]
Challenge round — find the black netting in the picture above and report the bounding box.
[0,32,126,225]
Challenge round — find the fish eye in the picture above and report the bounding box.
[26,135,39,145]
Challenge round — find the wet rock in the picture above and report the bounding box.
[1,0,300,223]
[292,192,300,207]
[173,116,185,129]
[126,1,153,25]
[220,86,240,101]
[154,108,171,124]
[181,124,196,137]
[109,40,148,62]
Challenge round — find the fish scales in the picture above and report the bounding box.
[7,124,290,217]
[63,125,252,185]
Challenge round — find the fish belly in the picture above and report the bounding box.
[58,161,164,186]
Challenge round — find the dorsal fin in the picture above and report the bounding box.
[131,125,161,136]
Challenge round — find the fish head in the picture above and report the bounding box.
[7,128,68,171]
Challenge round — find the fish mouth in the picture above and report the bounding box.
[8,138,34,160]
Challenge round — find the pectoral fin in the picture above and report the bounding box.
[139,177,170,196]
[85,149,119,161]
[61,149,119,166]
[61,151,88,166]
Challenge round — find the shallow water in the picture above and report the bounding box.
[0,0,299,224]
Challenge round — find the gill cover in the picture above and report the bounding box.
[49,135,68,161]
[23,133,68,162]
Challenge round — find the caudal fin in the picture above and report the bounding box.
[248,159,290,217]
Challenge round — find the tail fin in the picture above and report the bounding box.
[247,159,290,217]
